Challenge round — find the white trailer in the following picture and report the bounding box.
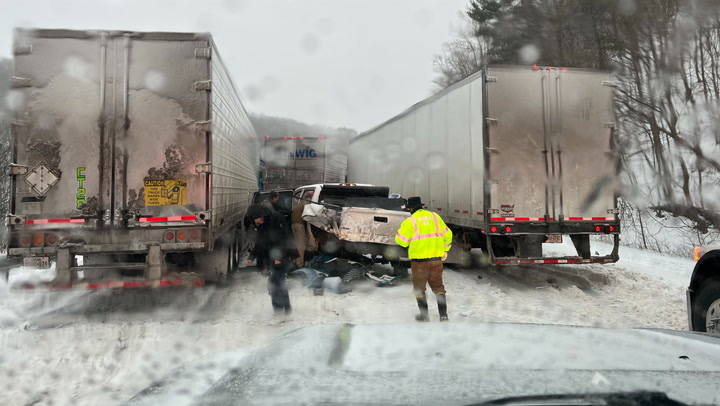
[7,29,259,287]
[348,65,620,265]
[262,136,347,190]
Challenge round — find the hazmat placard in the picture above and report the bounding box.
[144,179,187,206]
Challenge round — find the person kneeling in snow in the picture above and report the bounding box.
[245,204,296,315]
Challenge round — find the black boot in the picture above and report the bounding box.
[437,293,448,322]
[415,297,429,322]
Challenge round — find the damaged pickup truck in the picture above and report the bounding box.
[254,184,410,273]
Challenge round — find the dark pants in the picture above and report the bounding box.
[411,260,446,298]
[268,264,291,314]
[411,259,447,319]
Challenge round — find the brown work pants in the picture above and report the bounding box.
[411,260,446,298]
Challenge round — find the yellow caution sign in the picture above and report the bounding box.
[144,179,187,206]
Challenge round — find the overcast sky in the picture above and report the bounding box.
[0,0,471,132]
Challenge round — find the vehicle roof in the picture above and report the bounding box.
[294,183,375,190]
[132,322,720,406]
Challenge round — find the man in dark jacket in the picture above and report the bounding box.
[245,204,296,315]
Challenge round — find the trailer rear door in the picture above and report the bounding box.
[485,66,549,221]
[11,30,107,228]
[118,33,210,224]
[555,70,616,221]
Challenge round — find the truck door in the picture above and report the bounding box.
[10,30,108,227]
[113,33,210,226]
[554,70,616,220]
[485,66,549,221]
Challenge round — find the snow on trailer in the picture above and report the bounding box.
[348,65,621,265]
[6,28,259,289]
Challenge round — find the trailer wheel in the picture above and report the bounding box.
[195,234,232,286]
[692,276,720,335]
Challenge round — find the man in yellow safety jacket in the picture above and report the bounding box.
[395,196,453,322]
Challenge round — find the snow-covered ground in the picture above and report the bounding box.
[0,241,697,406]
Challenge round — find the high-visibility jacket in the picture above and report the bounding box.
[395,209,452,260]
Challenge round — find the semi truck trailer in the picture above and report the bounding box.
[7,28,259,287]
[348,65,620,266]
[262,136,347,190]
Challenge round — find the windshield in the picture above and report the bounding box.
[2,1,720,406]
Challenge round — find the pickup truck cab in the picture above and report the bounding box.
[688,245,720,335]
[292,183,409,260]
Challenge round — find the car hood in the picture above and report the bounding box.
[129,323,720,405]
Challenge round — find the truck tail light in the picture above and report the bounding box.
[33,234,44,246]
[694,247,705,262]
[594,225,616,234]
[176,231,187,241]
[189,228,201,242]
[46,233,58,246]
[505,226,513,233]
[490,226,498,233]
[20,234,31,247]
[164,231,176,242]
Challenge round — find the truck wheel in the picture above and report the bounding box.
[692,276,720,334]
[195,236,231,286]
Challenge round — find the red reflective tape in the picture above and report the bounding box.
[123,281,148,288]
[567,217,583,221]
[495,260,511,265]
[491,218,505,221]
[140,216,196,222]
[159,279,182,287]
[87,282,111,289]
[194,280,204,286]
[543,259,559,264]
[515,217,530,221]
[591,217,607,221]
[476,212,483,215]
[454,210,460,213]
[437,208,442,211]
[26,218,86,224]
[462,210,469,214]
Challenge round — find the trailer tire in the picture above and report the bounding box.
[692,276,720,334]
[196,235,232,286]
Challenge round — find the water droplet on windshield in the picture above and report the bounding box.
[408,168,424,184]
[427,152,446,170]
[243,84,262,102]
[518,44,540,65]
[402,137,417,153]
[144,70,166,91]
[617,0,637,16]
[4,90,24,111]
[64,56,93,82]
[300,33,320,54]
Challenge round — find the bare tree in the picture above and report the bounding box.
[612,0,720,234]
[0,58,13,250]
[432,33,488,91]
